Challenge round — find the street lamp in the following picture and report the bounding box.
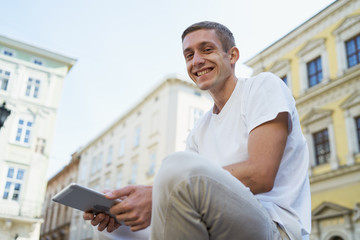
[0,102,11,130]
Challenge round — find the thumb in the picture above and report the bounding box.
[105,185,133,200]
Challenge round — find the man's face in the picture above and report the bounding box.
[182,29,232,91]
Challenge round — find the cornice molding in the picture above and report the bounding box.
[340,89,360,109]
[268,59,291,73]
[312,201,352,220]
[310,163,360,184]
[333,13,360,36]
[297,38,326,57]
[301,108,333,126]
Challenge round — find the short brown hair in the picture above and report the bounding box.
[181,21,236,52]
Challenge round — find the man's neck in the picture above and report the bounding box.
[210,76,238,114]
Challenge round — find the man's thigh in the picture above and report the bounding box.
[151,152,281,240]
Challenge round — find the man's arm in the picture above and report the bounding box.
[224,112,289,195]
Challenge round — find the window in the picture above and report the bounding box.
[134,127,141,147]
[341,90,360,165]
[307,57,323,87]
[301,108,339,170]
[116,170,123,188]
[118,137,126,157]
[147,151,156,177]
[3,49,13,57]
[91,157,97,174]
[104,172,111,189]
[15,119,33,145]
[356,116,360,152]
[35,138,46,154]
[130,163,138,184]
[150,112,159,135]
[313,129,330,165]
[346,34,360,68]
[281,75,288,85]
[80,161,88,181]
[3,167,25,201]
[33,59,43,66]
[25,78,41,98]
[297,38,329,93]
[0,69,10,91]
[333,14,360,75]
[107,146,113,165]
[97,153,103,172]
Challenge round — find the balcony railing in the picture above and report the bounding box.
[0,199,42,219]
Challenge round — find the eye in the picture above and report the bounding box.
[185,53,193,60]
[203,47,213,53]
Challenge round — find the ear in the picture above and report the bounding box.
[229,47,240,64]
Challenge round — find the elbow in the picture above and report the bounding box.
[251,177,275,194]
[261,181,274,193]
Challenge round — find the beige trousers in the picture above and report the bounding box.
[150,152,289,240]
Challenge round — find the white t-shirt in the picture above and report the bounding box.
[186,72,311,239]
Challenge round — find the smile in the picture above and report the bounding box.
[196,68,212,76]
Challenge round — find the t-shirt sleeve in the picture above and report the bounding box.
[244,72,294,134]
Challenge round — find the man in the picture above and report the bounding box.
[84,21,311,239]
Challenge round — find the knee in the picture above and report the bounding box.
[154,151,213,191]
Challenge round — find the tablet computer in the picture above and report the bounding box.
[52,183,121,222]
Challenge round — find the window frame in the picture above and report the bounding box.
[307,56,323,88]
[2,167,26,202]
[341,90,360,165]
[313,129,330,166]
[11,116,34,147]
[2,48,15,57]
[333,14,360,76]
[0,68,11,91]
[25,77,41,99]
[297,38,330,94]
[301,108,339,171]
[345,34,360,68]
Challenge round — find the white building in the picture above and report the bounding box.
[68,77,212,240]
[0,35,76,240]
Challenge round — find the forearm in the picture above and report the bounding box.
[223,160,272,195]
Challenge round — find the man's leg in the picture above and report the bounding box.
[150,151,281,240]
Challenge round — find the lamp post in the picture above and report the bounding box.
[0,102,11,130]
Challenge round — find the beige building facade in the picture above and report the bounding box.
[0,35,76,240]
[245,0,360,239]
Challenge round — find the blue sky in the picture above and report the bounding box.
[0,0,335,178]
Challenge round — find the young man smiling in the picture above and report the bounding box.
[84,21,311,240]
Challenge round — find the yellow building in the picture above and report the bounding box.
[245,0,360,239]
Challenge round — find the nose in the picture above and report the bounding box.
[192,52,205,67]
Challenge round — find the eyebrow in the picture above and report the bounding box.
[183,41,214,54]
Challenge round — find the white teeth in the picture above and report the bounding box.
[197,69,211,76]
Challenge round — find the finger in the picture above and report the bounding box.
[114,211,137,225]
[83,212,94,221]
[97,215,110,232]
[106,218,121,232]
[102,189,112,194]
[105,185,134,200]
[91,213,105,226]
[130,223,148,232]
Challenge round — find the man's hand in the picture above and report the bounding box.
[105,185,152,232]
[83,212,121,232]
[82,189,121,232]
